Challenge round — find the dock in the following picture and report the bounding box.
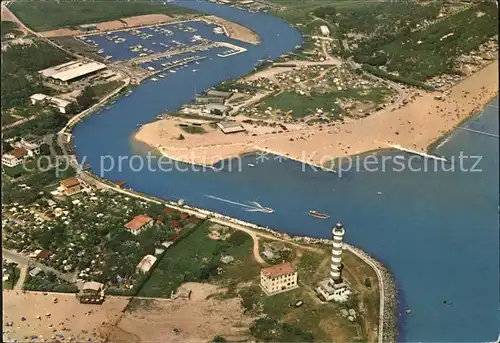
[385,143,448,162]
[458,127,499,138]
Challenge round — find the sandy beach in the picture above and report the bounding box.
[39,14,175,37]
[2,290,129,343]
[135,61,498,166]
[204,15,261,45]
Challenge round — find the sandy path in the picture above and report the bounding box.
[136,61,498,166]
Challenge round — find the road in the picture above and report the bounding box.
[3,248,78,284]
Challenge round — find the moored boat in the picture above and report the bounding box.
[309,210,329,219]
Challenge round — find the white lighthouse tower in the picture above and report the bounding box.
[330,222,345,283]
[316,222,351,302]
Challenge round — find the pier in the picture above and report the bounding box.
[458,126,499,138]
[254,146,337,173]
[385,143,448,162]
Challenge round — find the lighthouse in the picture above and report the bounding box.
[316,222,351,302]
[329,222,345,284]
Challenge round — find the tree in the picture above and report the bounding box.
[76,86,96,111]
[212,336,227,343]
[177,134,185,140]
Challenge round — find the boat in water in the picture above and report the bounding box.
[248,163,255,167]
[309,210,329,219]
[262,207,274,213]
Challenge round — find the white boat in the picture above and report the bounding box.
[151,78,159,81]
[192,69,199,72]
[248,163,255,167]
[169,70,177,73]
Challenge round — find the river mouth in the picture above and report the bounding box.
[71,0,499,341]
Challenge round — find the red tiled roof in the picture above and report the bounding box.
[36,249,52,259]
[10,147,28,159]
[125,215,153,231]
[262,262,295,278]
[60,177,81,188]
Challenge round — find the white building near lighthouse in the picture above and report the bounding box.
[316,222,351,302]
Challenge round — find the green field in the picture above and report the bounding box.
[10,0,199,31]
[138,223,253,297]
[259,87,392,119]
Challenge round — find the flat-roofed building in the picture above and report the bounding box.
[205,103,229,116]
[320,25,330,37]
[195,96,225,105]
[206,89,233,99]
[39,60,107,85]
[260,262,298,295]
[78,24,97,32]
[30,93,72,113]
[136,254,157,273]
[125,215,153,235]
[217,121,246,134]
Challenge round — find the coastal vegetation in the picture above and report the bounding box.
[23,271,79,293]
[1,40,71,112]
[9,0,199,31]
[138,220,380,342]
[258,87,393,120]
[180,125,207,134]
[1,21,23,39]
[272,0,498,86]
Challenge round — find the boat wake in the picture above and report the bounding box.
[204,195,274,213]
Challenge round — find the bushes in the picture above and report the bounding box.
[250,318,314,342]
[23,271,79,293]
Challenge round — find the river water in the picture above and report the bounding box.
[72,0,499,341]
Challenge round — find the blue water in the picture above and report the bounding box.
[72,0,499,341]
[78,19,253,62]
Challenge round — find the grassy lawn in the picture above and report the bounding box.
[138,223,254,297]
[23,271,79,293]
[259,87,392,119]
[236,245,369,342]
[10,0,199,31]
[180,125,207,135]
[91,80,125,99]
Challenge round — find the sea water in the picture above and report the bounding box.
[71,0,499,340]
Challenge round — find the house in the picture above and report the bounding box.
[260,262,298,295]
[78,24,97,32]
[29,93,72,114]
[30,249,53,260]
[124,215,153,235]
[136,255,157,273]
[59,178,84,196]
[2,148,29,167]
[15,135,45,155]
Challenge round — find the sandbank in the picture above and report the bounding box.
[135,61,498,166]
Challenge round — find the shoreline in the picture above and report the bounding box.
[62,164,396,342]
[134,60,499,167]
